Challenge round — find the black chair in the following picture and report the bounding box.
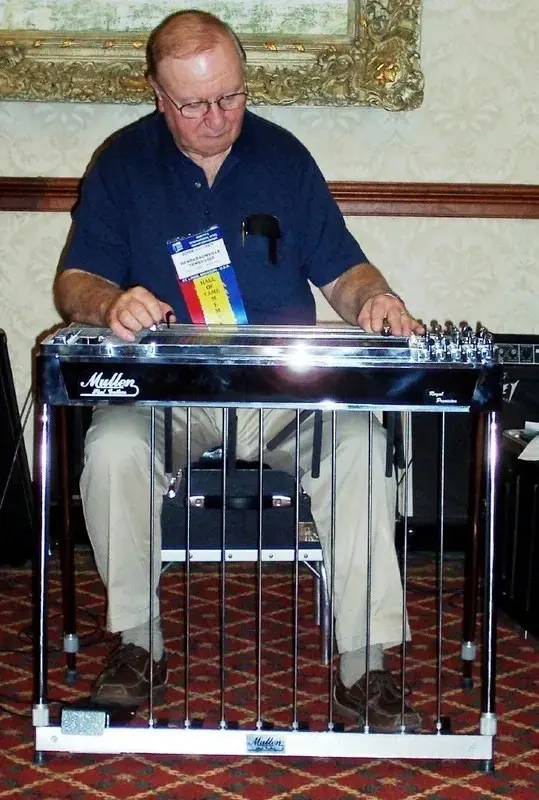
[160,407,331,664]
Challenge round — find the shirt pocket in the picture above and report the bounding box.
[236,226,302,310]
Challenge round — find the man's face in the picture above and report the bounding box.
[151,38,246,162]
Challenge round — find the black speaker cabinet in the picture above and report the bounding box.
[408,412,472,528]
[498,430,539,638]
[394,413,473,553]
[0,330,34,565]
[403,350,539,551]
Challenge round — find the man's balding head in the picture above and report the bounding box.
[146,9,246,80]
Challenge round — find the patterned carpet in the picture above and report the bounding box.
[0,550,537,799]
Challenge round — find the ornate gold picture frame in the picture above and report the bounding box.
[0,1,423,109]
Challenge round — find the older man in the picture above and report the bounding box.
[54,10,423,732]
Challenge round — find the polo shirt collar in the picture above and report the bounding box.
[155,109,256,186]
[211,111,257,186]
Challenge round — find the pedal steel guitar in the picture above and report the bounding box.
[38,323,501,411]
[33,323,503,768]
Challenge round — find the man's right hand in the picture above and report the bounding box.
[106,286,176,341]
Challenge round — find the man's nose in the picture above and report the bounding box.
[204,102,226,127]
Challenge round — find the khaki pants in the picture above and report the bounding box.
[80,406,408,654]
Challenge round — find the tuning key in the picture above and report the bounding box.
[381,318,392,337]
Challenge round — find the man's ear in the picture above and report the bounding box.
[147,76,164,112]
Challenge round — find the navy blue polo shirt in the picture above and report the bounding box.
[63,110,367,325]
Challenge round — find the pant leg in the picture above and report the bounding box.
[80,405,220,633]
[238,409,407,654]
[307,411,407,653]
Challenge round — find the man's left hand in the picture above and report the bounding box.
[358,293,425,337]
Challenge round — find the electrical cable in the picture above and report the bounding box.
[0,602,107,716]
[0,385,34,514]
[0,606,106,655]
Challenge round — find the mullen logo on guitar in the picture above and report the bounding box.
[79,372,140,398]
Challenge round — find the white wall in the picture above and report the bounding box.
[0,0,538,425]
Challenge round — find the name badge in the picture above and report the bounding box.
[167,225,247,324]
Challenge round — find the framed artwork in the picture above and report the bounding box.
[0,1,423,109]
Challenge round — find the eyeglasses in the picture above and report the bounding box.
[157,83,248,118]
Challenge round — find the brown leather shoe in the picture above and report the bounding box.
[90,643,167,708]
[333,670,422,732]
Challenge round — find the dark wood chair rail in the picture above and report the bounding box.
[1,177,539,218]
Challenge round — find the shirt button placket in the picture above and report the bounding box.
[194,179,210,219]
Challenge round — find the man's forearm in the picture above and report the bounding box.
[323,262,393,325]
[54,269,123,326]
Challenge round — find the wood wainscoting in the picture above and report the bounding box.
[1,177,539,218]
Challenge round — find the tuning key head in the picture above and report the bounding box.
[444,320,456,336]
[381,318,392,337]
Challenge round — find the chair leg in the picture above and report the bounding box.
[318,560,331,666]
[58,407,79,684]
[461,412,486,689]
[312,566,321,626]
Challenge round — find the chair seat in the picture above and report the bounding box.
[161,545,323,563]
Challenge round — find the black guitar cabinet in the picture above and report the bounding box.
[497,430,539,638]
[161,457,316,553]
[0,330,34,565]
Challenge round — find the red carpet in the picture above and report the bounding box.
[0,550,537,799]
